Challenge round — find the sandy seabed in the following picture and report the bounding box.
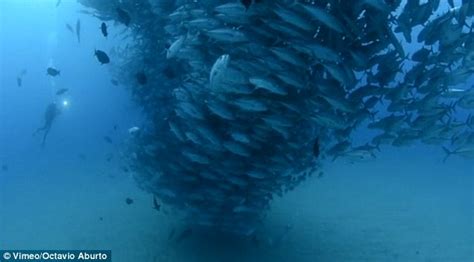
[0,148,472,262]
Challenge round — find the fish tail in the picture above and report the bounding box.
[466,114,473,129]
[450,134,457,146]
[449,100,458,114]
[374,143,381,152]
[442,146,452,163]
[369,110,379,121]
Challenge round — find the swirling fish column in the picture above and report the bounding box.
[155,1,329,234]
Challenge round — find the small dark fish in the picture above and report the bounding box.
[76,19,81,43]
[66,23,74,33]
[313,137,320,158]
[153,196,161,211]
[121,166,129,173]
[317,171,324,179]
[136,71,147,85]
[56,0,61,7]
[176,228,193,243]
[104,136,113,144]
[56,88,68,95]
[168,228,176,241]
[78,154,86,160]
[250,233,261,247]
[117,8,131,26]
[1,164,8,172]
[16,69,26,87]
[78,10,92,15]
[95,49,110,64]
[106,153,113,162]
[241,0,252,10]
[162,65,176,79]
[100,22,108,38]
[113,124,118,131]
[125,198,134,205]
[99,217,103,221]
[47,67,60,77]
[111,79,119,86]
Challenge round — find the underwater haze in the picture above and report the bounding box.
[0,0,473,262]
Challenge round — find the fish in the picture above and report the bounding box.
[241,0,252,10]
[310,112,348,130]
[1,164,8,172]
[128,126,140,135]
[111,79,119,86]
[249,77,287,96]
[317,172,324,179]
[411,48,431,62]
[273,6,312,31]
[78,154,86,160]
[162,65,177,79]
[182,150,209,164]
[16,69,27,87]
[442,145,474,162]
[232,98,268,112]
[327,141,351,161]
[104,136,113,144]
[76,19,81,43]
[125,198,134,205]
[56,0,61,7]
[94,49,110,64]
[106,153,114,162]
[300,4,344,33]
[305,43,342,63]
[210,54,229,88]
[313,137,320,158]
[166,36,185,59]
[117,8,131,26]
[153,196,161,211]
[100,22,108,38]
[76,0,474,236]
[136,71,147,85]
[46,67,60,77]
[66,23,74,34]
[206,100,235,120]
[206,29,247,43]
[342,148,377,163]
[56,88,68,95]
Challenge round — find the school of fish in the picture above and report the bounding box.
[77,0,474,234]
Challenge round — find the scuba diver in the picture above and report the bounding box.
[33,102,61,147]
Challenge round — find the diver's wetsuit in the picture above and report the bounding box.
[33,102,60,147]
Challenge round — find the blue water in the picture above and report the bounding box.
[0,1,473,262]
